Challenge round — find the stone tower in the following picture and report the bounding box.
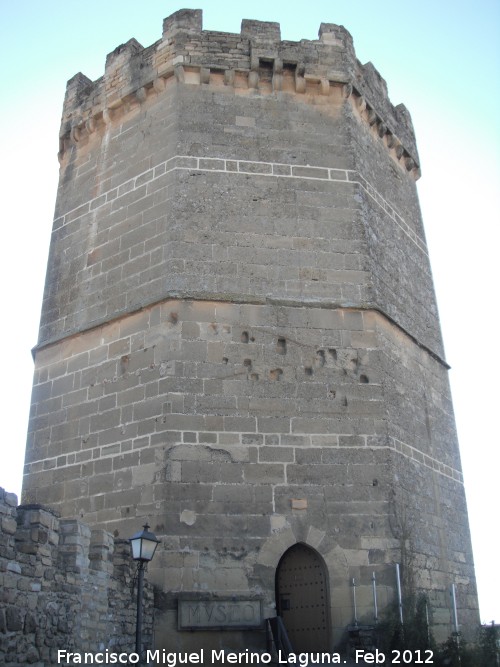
[23,9,478,650]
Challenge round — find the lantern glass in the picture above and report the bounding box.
[129,524,159,562]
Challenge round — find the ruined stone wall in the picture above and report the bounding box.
[0,488,153,665]
[23,8,478,651]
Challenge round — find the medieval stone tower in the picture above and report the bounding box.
[23,8,478,651]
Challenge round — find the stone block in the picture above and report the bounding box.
[224,416,256,433]
[258,447,294,463]
[257,417,290,433]
[6,607,24,631]
[1,516,18,535]
[242,463,284,484]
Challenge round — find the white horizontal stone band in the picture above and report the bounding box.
[25,431,462,483]
[54,155,429,257]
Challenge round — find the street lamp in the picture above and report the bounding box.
[129,523,160,658]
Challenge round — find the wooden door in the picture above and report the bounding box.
[276,543,331,652]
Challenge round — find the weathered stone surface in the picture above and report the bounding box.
[20,7,478,655]
[178,599,262,629]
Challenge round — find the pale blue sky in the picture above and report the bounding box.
[1,0,499,624]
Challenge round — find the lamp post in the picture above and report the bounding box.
[129,523,160,659]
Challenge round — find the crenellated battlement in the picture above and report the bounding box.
[60,8,419,176]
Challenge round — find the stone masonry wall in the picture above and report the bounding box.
[23,299,477,645]
[23,8,478,652]
[0,488,153,666]
[40,8,437,354]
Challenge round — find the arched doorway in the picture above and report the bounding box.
[275,543,331,652]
